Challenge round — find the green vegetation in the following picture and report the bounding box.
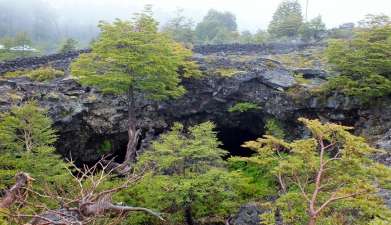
[268,47,326,69]
[268,0,303,38]
[0,101,57,153]
[228,102,261,113]
[119,122,254,225]
[195,9,239,44]
[237,118,391,225]
[0,32,39,60]
[97,139,112,155]
[3,67,64,82]
[71,7,201,165]
[215,67,244,77]
[294,73,311,85]
[0,102,74,222]
[162,9,195,47]
[264,118,286,139]
[323,20,391,102]
[299,16,326,41]
[2,4,391,225]
[58,38,78,53]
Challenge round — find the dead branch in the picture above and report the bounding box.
[0,172,33,209]
[2,159,163,225]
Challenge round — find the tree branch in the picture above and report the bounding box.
[0,172,33,209]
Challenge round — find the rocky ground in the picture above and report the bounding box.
[1,44,391,223]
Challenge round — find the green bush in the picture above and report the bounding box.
[323,23,391,101]
[0,101,57,153]
[323,74,391,102]
[28,67,64,81]
[264,118,285,139]
[228,102,261,113]
[215,68,243,77]
[117,122,255,225]
[0,102,74,222]
[97,139,112,155]
[3,67,64,82]
[238,118,391,225]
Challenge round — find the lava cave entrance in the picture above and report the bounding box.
[216,125,263,157]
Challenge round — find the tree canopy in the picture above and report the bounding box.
[234,118,391,225]
[71,7,201,169]
[299,16,326,41]
[0,101,57,153]
[162,9,195,47]
[119,122,254,225]
[195,9,238,44]
[324,21,391,102]
[71,7,200,98]
[268,0,303,38]
[58,38,78,53]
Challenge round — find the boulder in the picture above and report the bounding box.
[229,203,265,225]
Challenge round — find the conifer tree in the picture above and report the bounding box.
[59,38,78,53]
[71,6,201,172]
[268,0,303,38]
[120,122,252,225]
[235,118,391,225]
[0,101,57,153]
[324,21,391,101]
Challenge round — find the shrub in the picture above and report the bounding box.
[322,74,391,102]
[293,73,310,85]
[215,68,243,77]
[97,139,112,155]
[0,101,57,153]
[264,118,285,139]
[0,102,74,222]
[323,23,391,101]
[228,102,261,113]
[3,67,64,82]
[237,118,391,225]
[119,122,254,224]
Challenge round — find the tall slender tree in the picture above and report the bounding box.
[268,0,303,38]
[71,6,201,173]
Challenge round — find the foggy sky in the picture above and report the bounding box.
[48,0,391,32]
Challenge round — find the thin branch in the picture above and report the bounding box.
[316,191,369,215]
[108,204,165,221]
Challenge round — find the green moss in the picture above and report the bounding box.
[265,60,278,69]
[293,73,311,85]
[3,70,26,78]
[3,66,64,82]
[228,102,261,113]
[227,54,258,63]
[215,68,244,77]
[98,140,112,155]
[268,48,327,69]
[28,67,64,81]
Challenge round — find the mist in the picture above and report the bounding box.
[49,0,391,31]
[0,0,390,53]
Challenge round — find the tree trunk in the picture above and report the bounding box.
[102,87,140,175]
[308,216,317,225]
[123,87,140,164]
[184,205,195,225]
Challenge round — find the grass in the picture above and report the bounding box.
[228,102,261,113]
[267,47,327,69]
[215,68,246,77]
[293,73,311,85]
[3,66,64,82]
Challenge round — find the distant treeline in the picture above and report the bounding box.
[0,0,386,60]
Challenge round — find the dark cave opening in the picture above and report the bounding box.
[216,125,263,157]
[81,132,130,165]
